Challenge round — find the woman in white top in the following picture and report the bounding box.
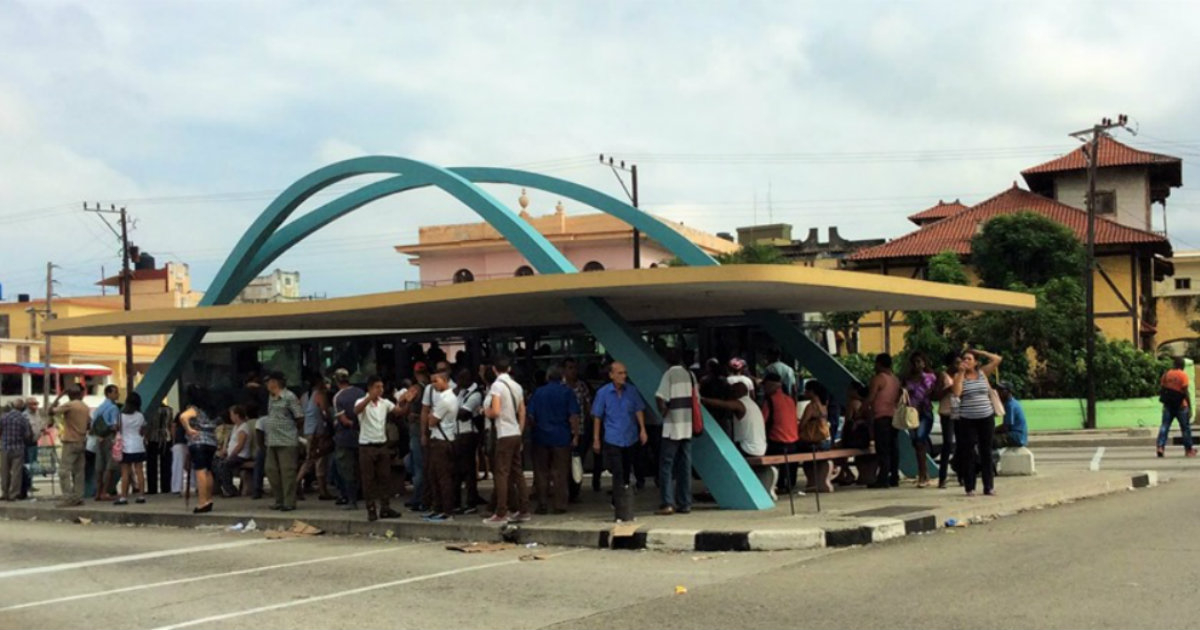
[116,393,147,505]
[701,380,777,499]
[218,405,253,498]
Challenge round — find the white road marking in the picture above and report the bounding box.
[1090,447,1106,471]
[0,542,431,612]
[150,549,586,630]
[0,539,273,580]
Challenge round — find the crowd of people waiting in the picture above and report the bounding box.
[0,342,1046,515]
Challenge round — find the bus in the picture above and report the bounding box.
[0,362,114,410]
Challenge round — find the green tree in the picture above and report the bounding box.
[971,212,1085,289]
[822,310,866,354]
[715,242,789,265]
[901,251,970,368]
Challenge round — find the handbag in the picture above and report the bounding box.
[571,454,584,485]
[689,372,704,437]
[799,409,831,444]
[112,416,124,463]
[892,389,920,431]
[987,380,1007,418]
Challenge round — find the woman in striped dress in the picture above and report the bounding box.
[952,349,1003,497]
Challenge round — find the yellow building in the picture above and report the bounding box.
[1155,251,1200,354]
[841,137,1183,357]
[846,185,1174,354]
[0,258,203,388]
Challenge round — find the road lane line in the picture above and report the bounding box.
[1090,447,1106,471]
[0,539,273,580]
[0,542,432,612]
[150,549,586,630]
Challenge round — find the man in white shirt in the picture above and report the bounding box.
[453,369,484,514]
[354,375,405,522]
[482,357,530,525]
[418,360,451,510]
[423,371,460,521]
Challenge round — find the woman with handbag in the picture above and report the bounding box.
[797,380,832,491]
[952,348,1004,497]
[903,352,938,488]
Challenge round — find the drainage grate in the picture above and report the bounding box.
[847,505,935,518]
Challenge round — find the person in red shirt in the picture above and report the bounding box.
[1157,357,1195,458]
[761,372,800,495]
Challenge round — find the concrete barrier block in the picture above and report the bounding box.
[859,518,906,543]
[645,529,698,551]
[748,528,825,551]
[997,447,1036,476]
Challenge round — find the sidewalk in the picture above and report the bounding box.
[0,467,1158,553]
[1030,427,1162,448]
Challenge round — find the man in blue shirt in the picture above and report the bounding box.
[91,385,121,501]
[591,361,648,493]
[528,365,581,514]
[994,383,1028,448]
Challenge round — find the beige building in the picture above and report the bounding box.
[396,192,739,287]
[234,269,303,303]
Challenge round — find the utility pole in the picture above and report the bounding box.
[85,202,136,393]
[42,262,57,414]
[598,154,641,268]
[1069,114,1131,430]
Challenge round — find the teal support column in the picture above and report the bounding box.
[566,297,774,510]
[897,436,940,480]
[746,310,861,406]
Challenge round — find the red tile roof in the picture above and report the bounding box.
[1021,135,1180,175]
[907,199,969,224]
[848,184,1169,262]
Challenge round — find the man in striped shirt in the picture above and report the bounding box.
[654,351,696,515]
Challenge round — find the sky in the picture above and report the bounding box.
[3,0,1200,300]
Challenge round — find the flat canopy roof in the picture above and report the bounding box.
[45,265,1035,337]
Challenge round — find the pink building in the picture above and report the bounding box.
[395,191,740,287]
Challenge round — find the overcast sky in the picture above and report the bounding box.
[3,1,1199,300]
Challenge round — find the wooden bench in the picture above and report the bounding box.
[746,447,876,494]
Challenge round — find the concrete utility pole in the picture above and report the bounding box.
[598,154,641,268]
[1069,114,1131,430]
[42,261,57,414]
[85,202,136,393]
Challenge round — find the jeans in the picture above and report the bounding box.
[871,417,900,486]
[937,415,956,487]
[910,408,935,446]
[956,415,995,494]
[658,438,692,511]
[407,430,426,507]
[334,447,359,504]
[1157,406,1194,451]
[1,451,22,500]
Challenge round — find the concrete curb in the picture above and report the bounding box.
[0,472,1156,553]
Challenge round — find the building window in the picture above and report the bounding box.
[583,261,605,272]
[0,314,8,338]
[16,346,30,362]
[1094,190,1116,215]
[453,269,475,284]
[1177,278,1192,291]
[515,265,534,277]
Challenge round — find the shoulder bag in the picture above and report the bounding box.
[689,372,704,437]
[986,379,1007,419]
[112,415,124,463]
[892,389,920,431]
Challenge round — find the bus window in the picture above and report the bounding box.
[1,374,21,396]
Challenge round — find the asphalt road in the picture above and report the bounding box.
[3,446,1197,630]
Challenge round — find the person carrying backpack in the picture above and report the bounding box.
[1157,357,1195,458]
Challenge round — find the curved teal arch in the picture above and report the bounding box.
[135,158,776,509]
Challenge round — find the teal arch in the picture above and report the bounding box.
[134,157,775,509]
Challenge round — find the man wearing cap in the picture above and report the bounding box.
[330,368,364,509]
[993,383,1028,448]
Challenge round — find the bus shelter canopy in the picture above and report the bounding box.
[45,265,1035,337]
